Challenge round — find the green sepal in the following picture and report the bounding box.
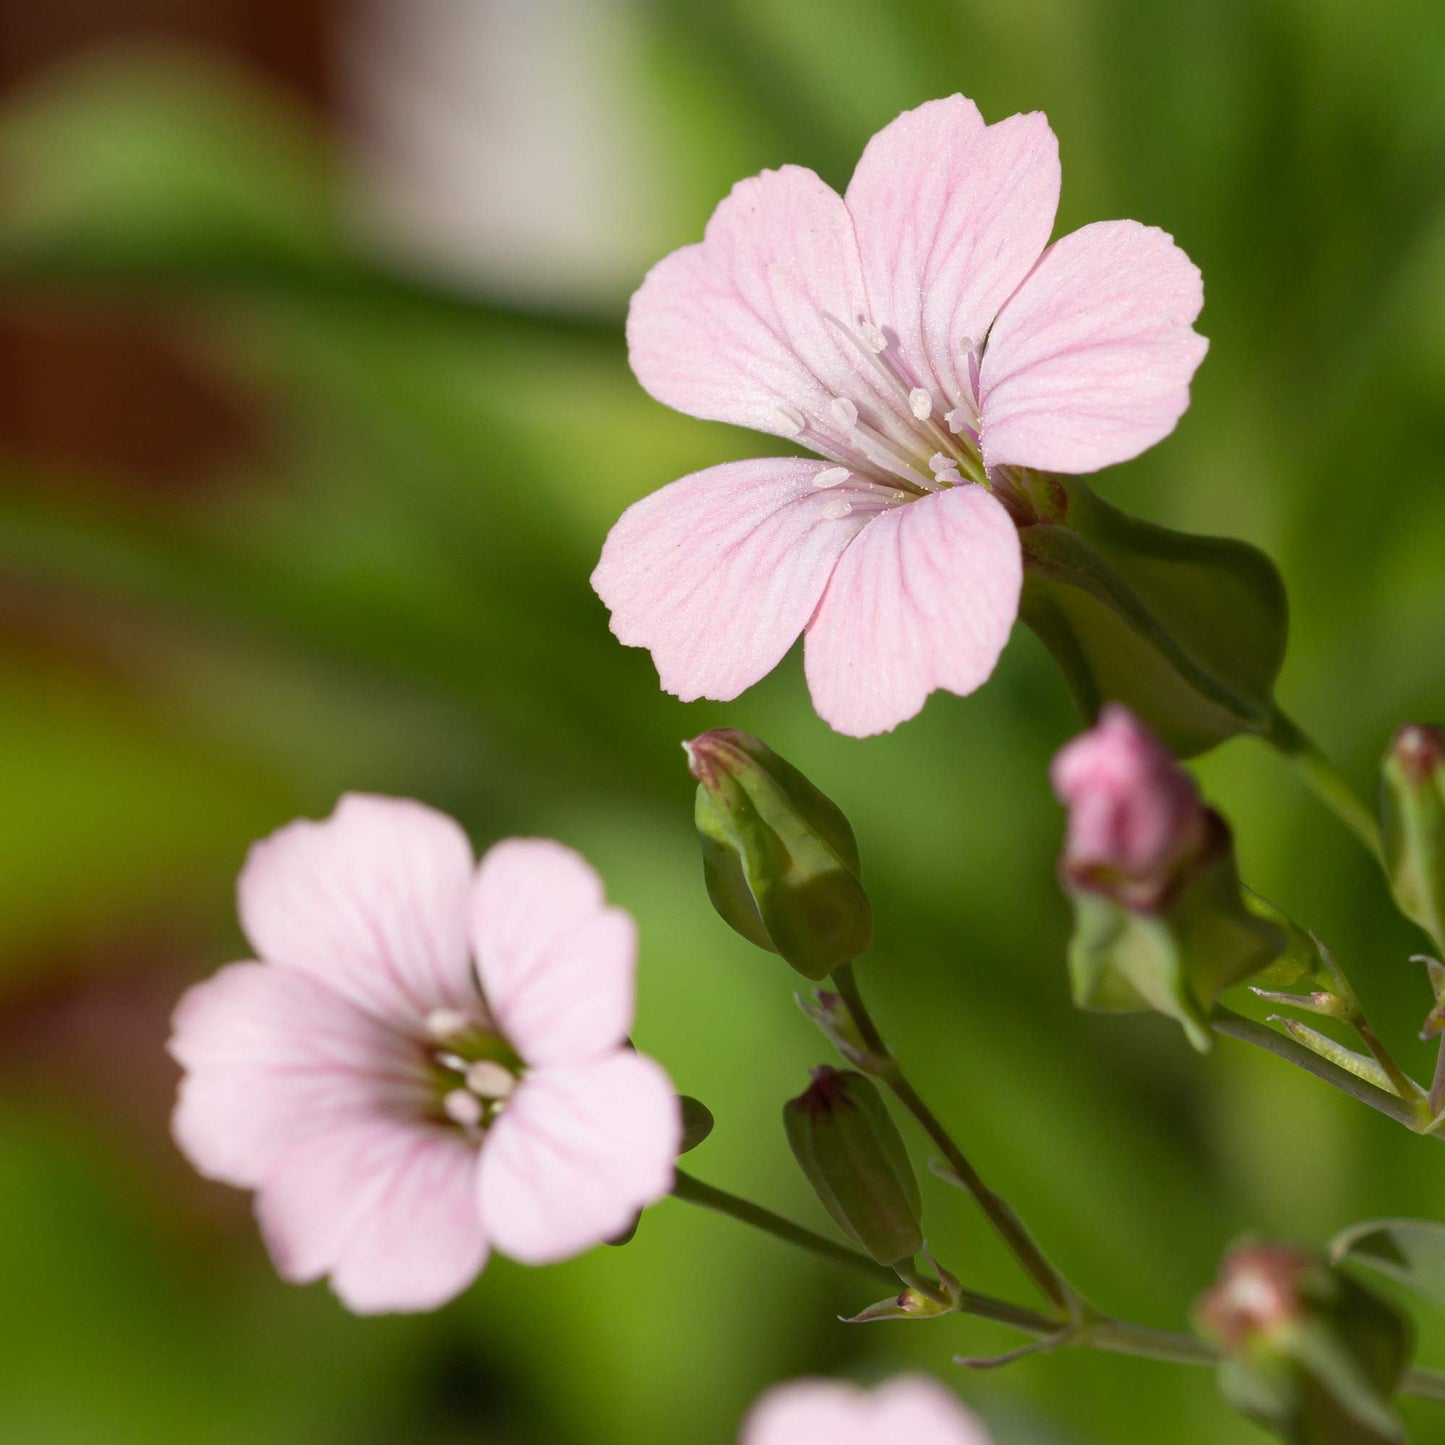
[690,730,872,980]
[1380,726,1445,950]
[677,1096,715,1155]
[1332,1219,1445,1314]
[784,1068,923,1267]
[1067,831,1287,1051]
[1020,477,1288,759]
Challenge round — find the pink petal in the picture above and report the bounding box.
[170,962,429,1188]
[591,457,871,703]
[847,101,1059,410]
[470,838,636,1065]
[238,794,476,1030]
[803,486,1021,737]
[742,1376,994,1445]
[476,1051,680,1265]
[979,219,1209,473]
[626,165,881,445]
[255,1119,488,1315]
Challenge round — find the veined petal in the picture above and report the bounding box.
[742,1376,995,1445]
[848,101,1059,411]
[476,1052,680,1265]
[591,457,872,703]
[470,838,635,1066]
[255,1120,487,1315]
[626,165,880,443]
[238,794,476,1030]
[979,219,1209,473]
[170,962,429,1188]
[803,485,1021,737]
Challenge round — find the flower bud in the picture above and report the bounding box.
[784,1067,923,1266]
[1196,1241,1412,1444]
[1056,710,1285,1050]
[1381,724,1445,948]
[1052,705,1208,906]
[687,729,872,980]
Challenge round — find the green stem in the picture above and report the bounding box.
[671,1170,1062,1336]
[670,1169,897,1286]
[1402,1367,1445,1404]
[1083,1316,1217,1366]
[831,963,1073,1312]
[1211,1006,1428,1130]
[1263,711,1383,862]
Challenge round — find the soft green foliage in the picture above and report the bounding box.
[5,4,1445,1442]
[1333,1220,1445,1315]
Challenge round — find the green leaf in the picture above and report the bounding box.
[1021,477,1289,758]
[1331,1220,1445,1312]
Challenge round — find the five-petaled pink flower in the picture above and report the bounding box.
[169,794,681,1314]
[594,93,1208,736]
[741,1376,995,1445]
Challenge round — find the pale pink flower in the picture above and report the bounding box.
[741,1376,995,1445]
[594,93,1208,737]
[1051,704,1207,889]
[169,794,681,1314]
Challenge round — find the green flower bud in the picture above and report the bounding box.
[1196,1241,1412,1444]
[686,729,872,980]
[1381,724,1445,949]
[784,1067,922,1266]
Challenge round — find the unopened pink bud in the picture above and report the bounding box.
[1051,705,1207,896]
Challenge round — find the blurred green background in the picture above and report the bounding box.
[4,1,1445,1441]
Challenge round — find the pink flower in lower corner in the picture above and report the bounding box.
[742,1376,996,1445]
[169,794,681,1314]
[593,93,1208,737]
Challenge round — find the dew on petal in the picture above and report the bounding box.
[821,498,854,520]
[909,388,933,420]
[813,466,851,489]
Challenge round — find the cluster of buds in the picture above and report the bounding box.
[1382,724,1445,953]
[1052,706,1284,1049]
[1197,1241,1412,1443]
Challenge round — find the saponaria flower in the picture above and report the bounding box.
[594,94,1208,736]
[741,1375,996,1445]
[169,794,681,1313]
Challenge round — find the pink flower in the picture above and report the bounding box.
[593,94,1208,737]
[1051,704,1207,891]
[169,794,681,1314]
[741,1376,995,1445]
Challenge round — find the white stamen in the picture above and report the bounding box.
[813,466,850,490]
[929,452,958,475]
[860,321,888,353]
[944,408,971,435]
[775,403,806,436]
[909,388,933,420]
[425,1008,470,1041]
[466,1060,516,1099]
[830,397,859,429]
[821,498,854,520]
[443,1089,483,1128]
[958,335,977,355]
[934,467,963,487]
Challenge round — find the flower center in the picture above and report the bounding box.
[775,314,994,515]
[423,1008,523,1135]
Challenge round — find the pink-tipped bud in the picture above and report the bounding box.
[1052,705,1208,902]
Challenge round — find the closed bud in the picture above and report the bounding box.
[1381,724,1445,949]
[687,729,872,980]
[1055,710,1285,1050]
[1196,1241,1412,1444]
[1052,705,1209,907]
[784,1067,923,1266]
